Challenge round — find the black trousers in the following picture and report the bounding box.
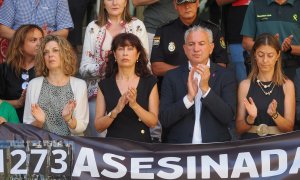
[67,0,91,46]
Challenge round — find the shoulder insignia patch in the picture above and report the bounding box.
[220,37,226,49]
[153,36,160,46]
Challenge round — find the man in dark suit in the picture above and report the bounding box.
[159,25,237,144]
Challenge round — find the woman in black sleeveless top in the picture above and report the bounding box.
[236,33,295,139]
[95,33,159,143]
[0,24,43,122]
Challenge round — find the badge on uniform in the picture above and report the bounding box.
[293,14,298,22]
[168,42,176,52]
[219,37,226,49]
[153,36,160,46]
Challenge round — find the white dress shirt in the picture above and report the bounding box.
[183,61,211,144]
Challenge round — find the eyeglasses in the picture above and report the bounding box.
[21,71,29,90]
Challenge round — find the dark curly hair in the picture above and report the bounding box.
[105,33,151,78]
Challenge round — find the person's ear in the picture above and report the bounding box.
[209,43,215,55]
[173,0,178,10]
[113,51,117,59]
[276,51,280,62]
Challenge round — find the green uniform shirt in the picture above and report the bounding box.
[241,0,300,60]
[0,101,19,124]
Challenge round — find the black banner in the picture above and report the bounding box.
[0,123,300,179]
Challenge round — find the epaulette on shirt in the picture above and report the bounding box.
[199,19,221,30]
[198,19,226,49]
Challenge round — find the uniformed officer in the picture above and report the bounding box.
[241,0,300,79]
[150,0,228,82]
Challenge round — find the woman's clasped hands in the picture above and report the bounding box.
[114,87,138,114]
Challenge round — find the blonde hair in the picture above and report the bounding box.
[97,0,132,27]
[6,24,43,75]
[248,33,286,85]
[35,35,77,77]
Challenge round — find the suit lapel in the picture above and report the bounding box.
[181,65,189,93]
[209,63,217,87]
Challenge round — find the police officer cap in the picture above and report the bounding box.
[176,0,196,5]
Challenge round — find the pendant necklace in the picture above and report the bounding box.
[256,79,275,96]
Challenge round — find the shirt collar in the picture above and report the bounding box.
[188,59,211,70]
[178,15,200,29]
[267,0,295,5]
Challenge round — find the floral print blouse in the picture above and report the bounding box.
[79,18,149,98]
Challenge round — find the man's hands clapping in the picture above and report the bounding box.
[187,64,211,102]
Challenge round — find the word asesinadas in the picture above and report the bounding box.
[72,147,300,179]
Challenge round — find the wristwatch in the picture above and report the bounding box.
[107,111,116,119]
[272,112,279,120]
